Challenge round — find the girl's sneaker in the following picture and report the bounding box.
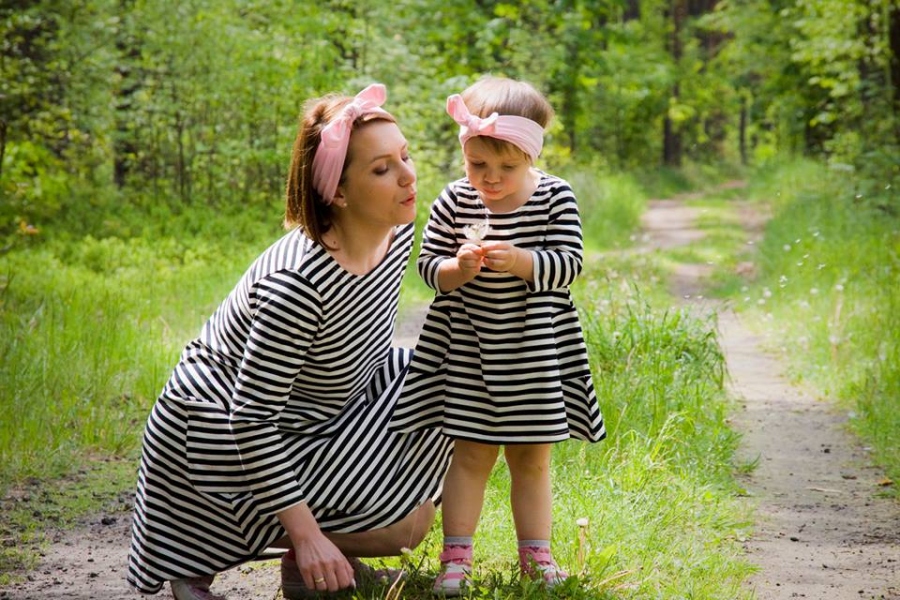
[170,575,227,600]
[432,544,473,597]
[518,545,567,588]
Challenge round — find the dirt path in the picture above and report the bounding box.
[642,197,900,600]
[3,194,899,600]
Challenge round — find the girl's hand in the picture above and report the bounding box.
[480,241,518,272]
[456,243,484,276]
[480,241,534,282]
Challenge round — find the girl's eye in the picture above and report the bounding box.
[374,166,388,175]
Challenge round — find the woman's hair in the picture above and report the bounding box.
[461,76,554,157]
[284,94,397,245]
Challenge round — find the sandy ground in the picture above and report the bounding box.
[2,193,898,599]
[642,198,900,600]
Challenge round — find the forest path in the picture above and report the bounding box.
[641,192,900,600]
[3,190,899,600]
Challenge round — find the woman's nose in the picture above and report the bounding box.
[400,161,416,186]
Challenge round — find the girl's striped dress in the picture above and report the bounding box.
[391,173,606,444]
[128,223,453,594]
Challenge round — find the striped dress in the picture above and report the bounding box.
[128,223,453,594]
[391,172,606,444]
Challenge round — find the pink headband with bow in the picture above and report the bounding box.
[446,94,544,160]
[312,83,392,204]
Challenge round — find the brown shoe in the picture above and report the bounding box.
[170,575,228,600]
[281,552,404,599]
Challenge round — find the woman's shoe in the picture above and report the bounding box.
[518,545,567,587]
[432,544,473,597]
[170,575,227,600]
[281,551,404,599]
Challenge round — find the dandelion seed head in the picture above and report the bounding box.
[763,288,772,298]
[783,244,791,251]
[463,220,491,244]
[576,518,589,527]
[810,288,819,295]
[835,284,844,292]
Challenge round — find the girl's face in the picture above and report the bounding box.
[335,120,417,229]
[463,136,534,211]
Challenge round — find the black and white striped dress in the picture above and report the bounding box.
[391,173,606,445]
[128,223,453,594]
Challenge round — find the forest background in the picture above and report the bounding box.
[1,1,898,598]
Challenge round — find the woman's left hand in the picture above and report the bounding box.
[293,533,355,592]
[278,503,356,592]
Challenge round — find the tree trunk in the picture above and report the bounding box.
[0,119,7,180]
[663,0,686,167]
[739,93,748,166]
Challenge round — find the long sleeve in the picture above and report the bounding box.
[528,181,584,292]
[229,270,321,515]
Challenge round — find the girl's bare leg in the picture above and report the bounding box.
[441,440,500,536]
[504,443,553,540]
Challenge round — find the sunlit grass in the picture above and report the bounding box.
[723,157,900,493]
[0,235,266,483]
[0,168,752,596]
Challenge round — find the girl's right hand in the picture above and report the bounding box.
[456,243,484,276]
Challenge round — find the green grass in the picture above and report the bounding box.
[718,157,900,494]
[0,166,756,597]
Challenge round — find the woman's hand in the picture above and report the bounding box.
[293,532,356,593]
[278,503,355,592]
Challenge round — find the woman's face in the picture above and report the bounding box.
[335,120,417,229]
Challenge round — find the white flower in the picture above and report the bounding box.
[463,220,490,244]
[576,518,589,527]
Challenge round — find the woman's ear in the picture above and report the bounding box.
[332,187,347,209]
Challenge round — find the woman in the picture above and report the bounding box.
[127,84,453,600]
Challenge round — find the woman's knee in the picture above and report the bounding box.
[388,500,436,550]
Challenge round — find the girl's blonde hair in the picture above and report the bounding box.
[461,76,554,157]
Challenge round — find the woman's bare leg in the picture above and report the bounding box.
[271,499,437,557]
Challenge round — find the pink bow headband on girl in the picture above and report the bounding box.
[312,83,392,204]
[446,94,545,160]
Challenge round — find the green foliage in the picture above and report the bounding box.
[0,223,270,484]
[734,157,900,493]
